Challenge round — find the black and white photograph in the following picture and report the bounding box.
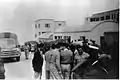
[0,0,119,80]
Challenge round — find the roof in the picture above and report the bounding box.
[93,8,119,16]
[55,21,66,22]
[80,21,101,31]
[54,22,99,33]
[35,19,54,22]
[54,20,117,33]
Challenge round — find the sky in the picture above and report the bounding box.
[0,0,119,44]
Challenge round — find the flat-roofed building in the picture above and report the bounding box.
[33,19,66,41]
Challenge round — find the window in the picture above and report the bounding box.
[80,36,85,41]
[42,32,46,34]
[111,13,116,20]
[45,24,50,28]
[64,36,69,39]
[55,36,57,39]
[39,24,40,28]
[90,18,95,22]
[117,13,119,22]
[39,32,41,35]
[101,16,104,21]
[95,17,99,21]
[35,24,37,28]
[58,24,61,26]
[90,17,100,22]
[90,18,93,22]
[106,15,110,20]
[111,14,114,20]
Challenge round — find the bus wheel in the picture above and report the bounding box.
[16,57,20,61]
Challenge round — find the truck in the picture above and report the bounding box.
[0,32,21,61]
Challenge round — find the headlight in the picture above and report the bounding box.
[1,49,5,52]
[1,49,9,52]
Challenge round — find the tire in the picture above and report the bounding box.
[16,57,20,61]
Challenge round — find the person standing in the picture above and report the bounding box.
[72,47,90,78]
[60,43,73,79]
[32,43,44,79]
[24,44,30,60]
[45,44,62,79]
[44,45,51,79]
[0,47,5,80]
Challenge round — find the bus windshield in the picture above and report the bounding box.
[0,38,16,48]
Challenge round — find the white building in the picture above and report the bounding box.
[33,9,119,44]
[33,19,66,41]
[76,9,119,45]
[54,21,66,30]
[53,9,119,45]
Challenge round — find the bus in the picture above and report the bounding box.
[0,32,21,61]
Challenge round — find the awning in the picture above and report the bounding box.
[39,32,54,39]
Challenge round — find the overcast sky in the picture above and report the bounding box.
[0,0,118,44]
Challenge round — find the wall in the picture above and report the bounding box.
[69,21,118,45]
[58,21,118,45]
[88,21,118,45]
[34,19,54,39]
[68,32,89,41]
[54,21,66,30]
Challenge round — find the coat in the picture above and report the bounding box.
[0,58,5,79]
[32,50,43,72]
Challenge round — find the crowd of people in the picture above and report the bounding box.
[0,37,118,80]
[28,38,115,79]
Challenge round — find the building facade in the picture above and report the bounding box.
[85,9,119,23]
[33,19,66,40]
[75,9,119,45]
[54,9,119,45]
[33,9,119,45]
[54,21,66,30]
